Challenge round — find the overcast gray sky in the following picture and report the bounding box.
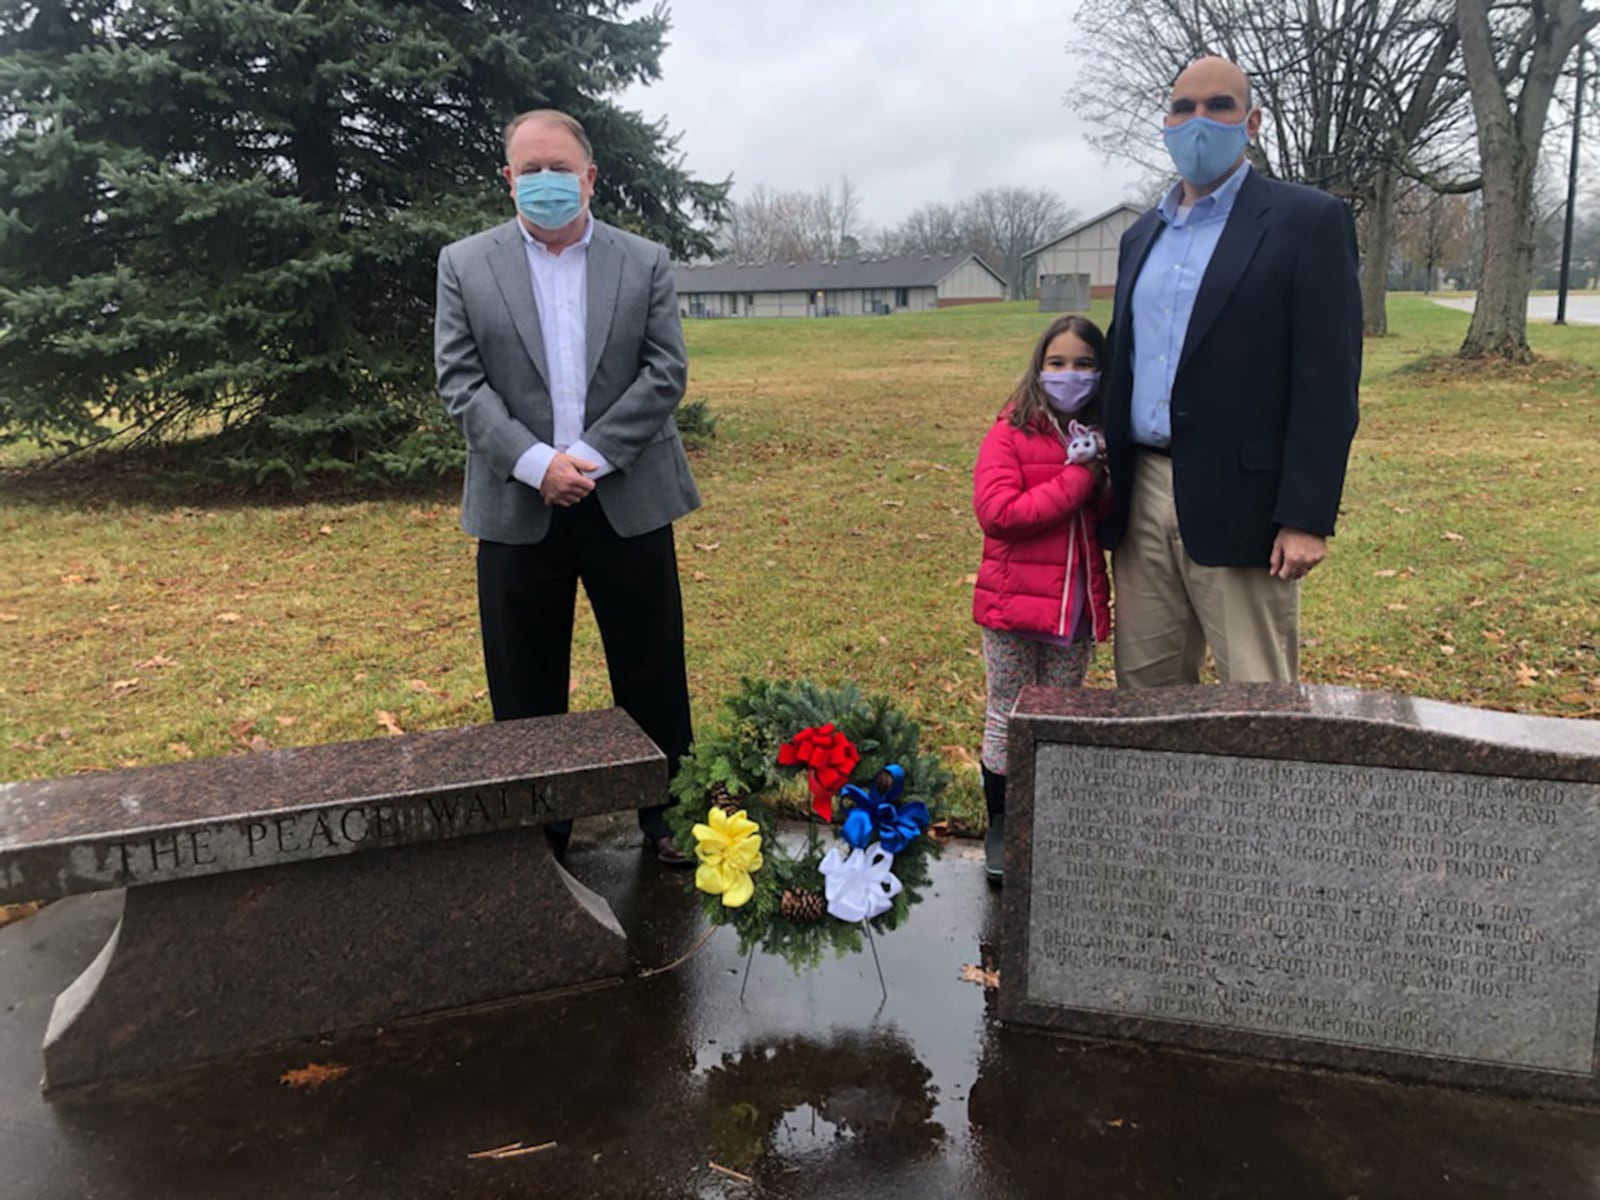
[617,0,1151,235]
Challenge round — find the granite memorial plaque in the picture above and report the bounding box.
[0,708,667,1089]
[999,684,1600,1101]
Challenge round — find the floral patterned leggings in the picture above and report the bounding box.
[980,627,1093,776]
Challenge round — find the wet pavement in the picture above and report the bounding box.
[4,823,1600,1199]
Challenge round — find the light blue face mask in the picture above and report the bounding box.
[516,170,584,230]
[1162,116,1250,187]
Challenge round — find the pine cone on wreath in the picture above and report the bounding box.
[780,888,827,923]
[708,780,741,816]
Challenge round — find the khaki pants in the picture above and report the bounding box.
[1112,452,1299,687]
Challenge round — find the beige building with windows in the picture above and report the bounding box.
[1028,203,1146,299]
[673,254,1006,318]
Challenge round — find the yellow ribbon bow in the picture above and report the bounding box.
[691,807,764,907]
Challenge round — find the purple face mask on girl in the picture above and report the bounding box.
[1039,370,1099,413]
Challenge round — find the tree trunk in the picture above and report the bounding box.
[1457,0,1600,361]
[1360,168,1397,336]
[1461,145,1537,362]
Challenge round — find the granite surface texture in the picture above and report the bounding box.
[43,827,627,1089]
[999,684,1600,1102]
[0,709,665,902]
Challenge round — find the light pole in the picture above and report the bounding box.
[1556,41,1586,326]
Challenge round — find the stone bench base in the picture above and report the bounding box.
[44,828,624,1090]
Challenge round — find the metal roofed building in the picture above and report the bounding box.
[672,253,1007,318]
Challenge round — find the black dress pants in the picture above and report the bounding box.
[476,495,692,844]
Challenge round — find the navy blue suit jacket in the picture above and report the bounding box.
[1099,169,1362,567]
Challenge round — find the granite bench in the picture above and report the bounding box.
[0,709,665,1090]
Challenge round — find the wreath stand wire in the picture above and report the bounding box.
[737,921,888,1004]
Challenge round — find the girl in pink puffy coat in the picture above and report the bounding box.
[971,314,1113,882]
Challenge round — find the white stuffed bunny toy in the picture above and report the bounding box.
[1064,419,1103,467]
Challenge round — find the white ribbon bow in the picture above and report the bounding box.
[819,844,903,923]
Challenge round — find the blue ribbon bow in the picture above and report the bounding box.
[840,765,929,853]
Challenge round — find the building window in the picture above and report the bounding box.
[895,288,909,307]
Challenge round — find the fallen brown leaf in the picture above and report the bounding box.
[1442,531,1465,542]
[167,742,195,759]
[0,901,45,930]
[959,963,1001,989]
[215,611,242,623]
[376,710,405,736]
[1515,662,1539,688]
[0,612,19,623]
[275,715,298,727]
[136,654,178,669]
[694,542,721,552]
[111,678,141,696]
[278,1062,349,1091]
[939,744,976,767]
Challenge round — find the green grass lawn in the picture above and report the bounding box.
[1,297,1596,831]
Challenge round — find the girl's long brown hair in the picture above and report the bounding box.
[1003,314,1107,431]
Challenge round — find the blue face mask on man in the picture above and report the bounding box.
[516,170,584,230]
[1162,116,1250,187]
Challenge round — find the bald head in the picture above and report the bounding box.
[1170,56,1253,117]
[1163,55,1261,197]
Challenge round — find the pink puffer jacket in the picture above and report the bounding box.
[971,413,1112,642]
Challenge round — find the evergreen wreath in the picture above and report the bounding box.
[667,678,951,972]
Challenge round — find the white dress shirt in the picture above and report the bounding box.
[510,215,615,489]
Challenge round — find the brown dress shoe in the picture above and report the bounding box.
[650,834,692,867]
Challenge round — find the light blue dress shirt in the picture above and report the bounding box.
[1129,161,1251,448]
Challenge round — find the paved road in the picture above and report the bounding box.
[1433,293,1600,324]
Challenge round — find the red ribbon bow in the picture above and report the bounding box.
[777,723,860,822]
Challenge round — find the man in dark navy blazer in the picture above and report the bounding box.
[1100,56,1361,687]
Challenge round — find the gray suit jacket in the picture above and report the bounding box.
[434,218,701,543]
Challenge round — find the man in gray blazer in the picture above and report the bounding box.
[435,108,701,865]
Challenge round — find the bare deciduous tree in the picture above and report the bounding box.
[716,175,867,264]
[878,202,967,256]
[879,189,1076,298]
[962,187,1077,299]
[1393,185,1477,291]
[1456,0,1599,360]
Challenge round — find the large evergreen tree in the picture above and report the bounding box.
[0,0,726,479]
